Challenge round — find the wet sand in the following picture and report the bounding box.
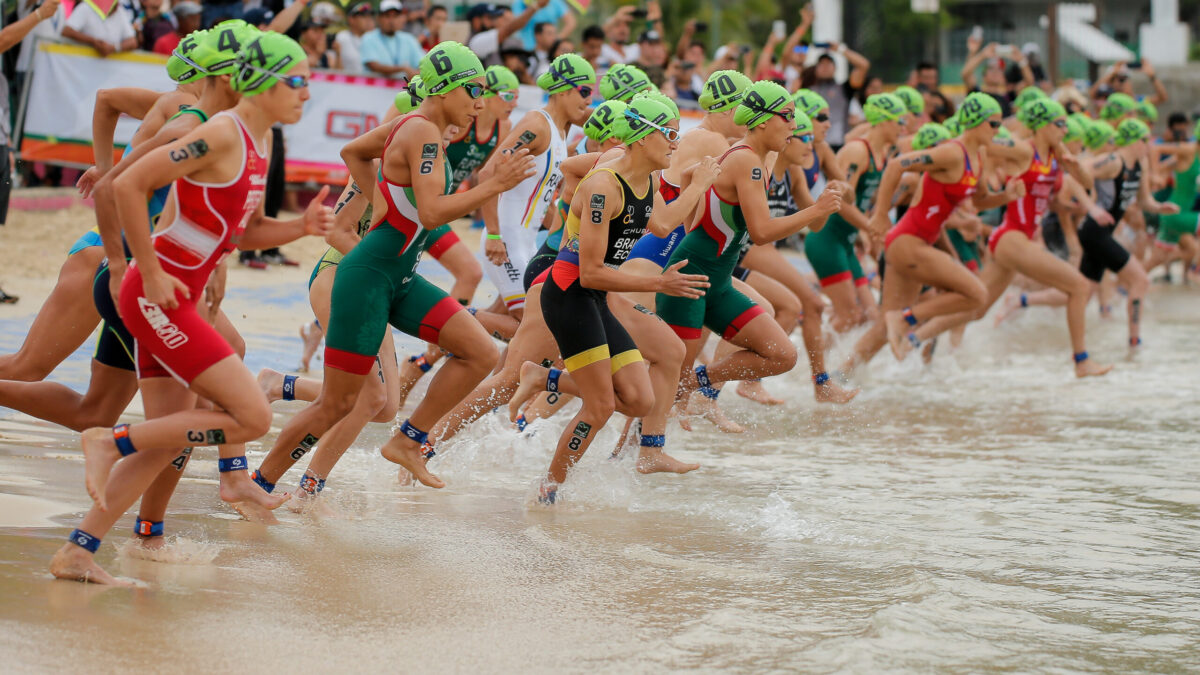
[1,195,1198,672]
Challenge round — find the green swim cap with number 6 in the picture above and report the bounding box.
[734,81,792,130]
[233,32,307,96]
[1115,117,1151,146]
[394,75,425,114]
[698,70,751,113]
[583,100,628,143]
[958,91,1003,129]
[1017,97,1066,130]
[168,30,209,83]
[618,97,676,144]
[1100,92,1137,121]
[536,53,595,94]
[422,41,484,96]
[792,88,830,117]
[913,123,952,150]
[892,86,925,115]
[864,93,906,125]
[483,65,519,97]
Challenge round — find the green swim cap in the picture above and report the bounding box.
[583,100,628,143]
[994,125,1012,140]
[536,53,595,94]
[1014,85,1047,110]
[943,115,963,137]
[1115,117,1151,146]
[1017,98,1067,131]
[792,88,830,117]
[959,92,1003,129]
[1064,115,1086,143]
[599,64,652,102]
[194,22,256,78]
[892,86,925,115]
[1136,99,1158,123]
[1083,119,1115,150]
[734,81,792,130]
[698,70,751,113]
[864,93,906,125]
[483,65,519,97]
[793,110,814,137]
[618,97,676,144]
[632,90,679,118]
[421,41,484,96]
[912,123,951,150]
[233,32,307,96]
[168,30,209,83]
[1100,92,1137,121]
[394,75,425,114]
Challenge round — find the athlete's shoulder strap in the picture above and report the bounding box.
[718,144,753,164]
[852,137,880,169]
[169,107,209,124]
[947,138,974,173]
[380,114,432,186]
[581,167,627,216]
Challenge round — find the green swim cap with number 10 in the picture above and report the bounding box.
[958,91,1003,129]
[698,70,751,113]
[233,32,307,96]
[734,81,792,129]
[422,41,484,96]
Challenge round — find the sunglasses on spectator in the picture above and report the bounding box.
[243,63,309,89]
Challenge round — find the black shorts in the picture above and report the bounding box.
[732,265,752,282]
[1041,212,1070,261]
[523,240,558,291]
[92,261,136,371]
[540,273,641,373]
[1078,217,1130,283]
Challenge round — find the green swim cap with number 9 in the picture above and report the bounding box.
[698,70,751,113]
[483,65,519,97]
[1100,92,1137,121]
[632,90,679,118]
[1115,117,1151,146]
[599,64,652,102]
[618,97,676,144]
[864,93,906,125]
[958,91,1003,129]
[913,123,952,150]
[422,41,484,96]
[734,81,792,130]
[792,88,830,117]
[233,32,307,96]
[536,53,595,94]
[394,75,425,114]
[892,86,925,115]
[168,30,209,83]
[583,100,628,143]
[1017,97,1066,130]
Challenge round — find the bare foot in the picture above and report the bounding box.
[883,310,914,361]
[636,448,700,474]
[993,293,1023,326]
[508,361,546,423]
[299,322,322,373]
[229,501,281,524]
[813,380,859,404]
[1075,359,1113,378]
[921,337,938,365]
[220,472,289,511]
[132,535,167,552]
[397,467,414,486]
[688,394,744,433]
[81,427,120,511]
[50,543,131,586]
[286,491,336,516]
[257,368,284,403]
[380,436,445,488]
[736,380,785,406]
[672,398,694,432]
[949,327,964,349]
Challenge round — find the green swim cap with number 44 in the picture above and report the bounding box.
[422,41,484,96]
[699,70,751,113]
[958,91,1002,129]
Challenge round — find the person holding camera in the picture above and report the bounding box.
[961,34,1033,118]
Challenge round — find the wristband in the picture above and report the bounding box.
[486,233,503,240]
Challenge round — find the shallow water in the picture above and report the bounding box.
[0,263,1198,673]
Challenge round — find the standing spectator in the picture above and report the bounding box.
[512,0,574,51]
[61,2,138,56]
[151,2,202,56]
[402,0,427,38]
[361,0,424,78]
[134,0,176,52]
[960,41,1029,118]
[1010,43,1050,92]
[335,3,375,74]
[202,0,244,28]
[530,22,556,77]
[580,24,605,70]
[634,30,667,87]
[801,42,870,150]
[502,43,535,85]
[420,5,447,50]
[599,6,638,67]
[662,59,700,106]
[1089,60,1169,106]
[914,61,940,92]
[300,20,338,69]
[467,0,545,68]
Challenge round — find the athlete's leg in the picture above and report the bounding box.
[911,251,1017,343]
[433,240,483,305]
[882,236,987,359]
[542,358,617,491]
[841,265,924,375]
[0,360,137,431]
[298,319,323,373]
[822,279,861,333]
[1117,257,1149,347]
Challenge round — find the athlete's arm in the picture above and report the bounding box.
[647,157,719,236]
[1137,156,1179,214]
[988,135,1034,165]
[561,151,601,186]
[732,153,842,244]
[971,146,1025,210]
[816,141,846,184]
[477,113,550,262]
[1059,172,1113,225]
[240,186,335,250]
[867,143,961,232]
[341,118,399,203]
[78,87,163,196]
[327,181,368,255]
[1054,143,1094,193]
[833,142,872,233]
[1085,151,1123,181]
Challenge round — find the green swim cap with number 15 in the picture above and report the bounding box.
[422,41,484,96]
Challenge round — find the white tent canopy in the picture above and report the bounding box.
[1058,3,1137,62]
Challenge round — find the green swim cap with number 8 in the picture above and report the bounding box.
[698,70,751,113]
[583,100,628,143]
[913,123,952,150]
[864,93,906,125]
[1017,97,1066,131]
[536,53,595,94]
[1115,117,1150,146]
[422,41,484,96]
[483,65,519,97]
[892,86,925,115]
[958,91,1002,129]
[618,97,676,144]
[233,32,307,96]
[734,81,792,130]
[792,88,830,117]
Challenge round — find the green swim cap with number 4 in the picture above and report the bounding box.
[792,88,830,117]
[233,32,307,96]
[583,100,628,143]
[892,86,925,115]
[913,123,952,150]
[394,75,425,114]
[483,65,519,97]
[864,93,906,125]
[618,97,676,144]
[958,91,1003,129]
[698,70,751,113]
[1100,92,1137,121]
[1115,117,1151,146]
[536,53,595,94]
[599,64,652,102]
[422,41,484,96]
[734,81,792,130]
[1017,97,1066,130]
[168,30,209,83]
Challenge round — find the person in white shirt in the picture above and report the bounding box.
[61,2,137,56]
[466,0,545,68]
[335,2,375,75]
